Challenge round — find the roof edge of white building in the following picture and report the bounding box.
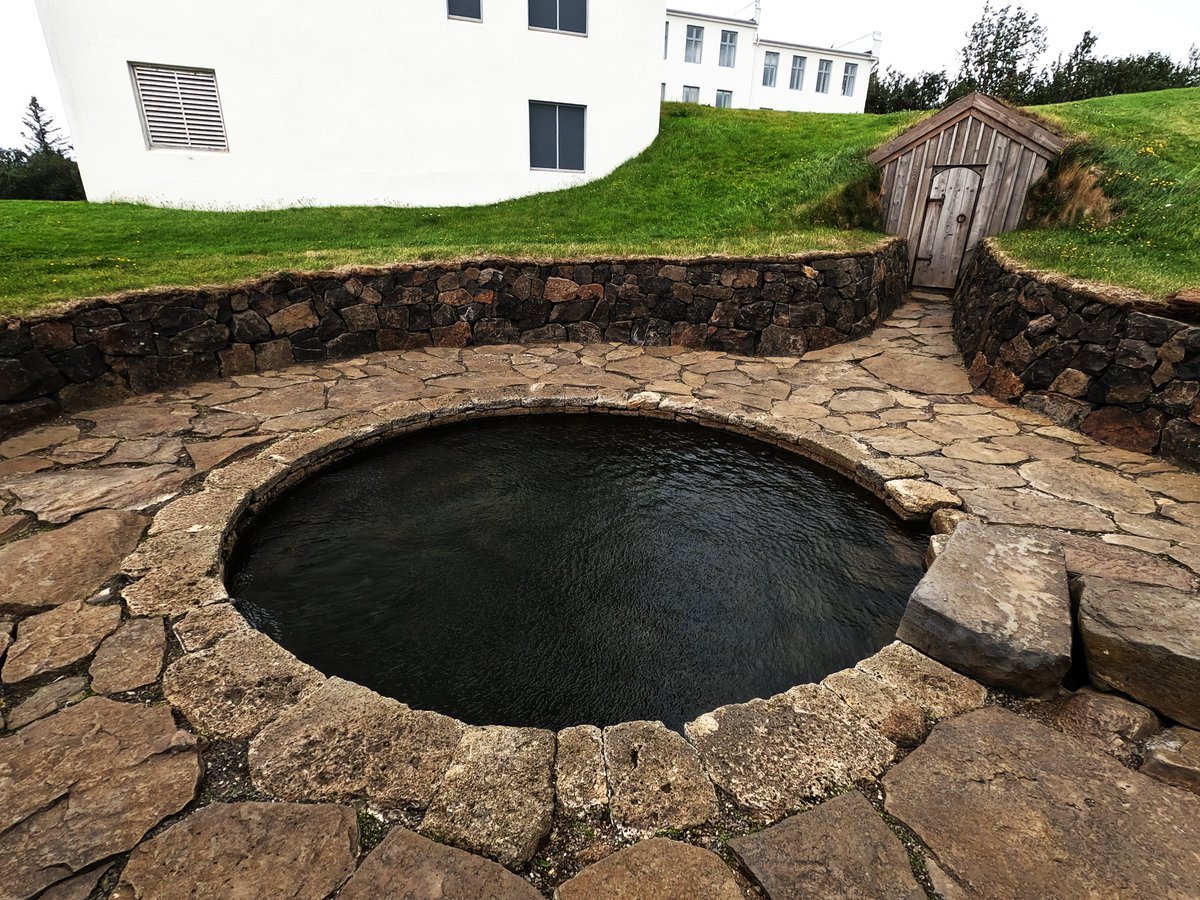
[665,8,757,27]
[756,38,875,61]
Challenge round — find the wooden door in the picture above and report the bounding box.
[912,166,984,289]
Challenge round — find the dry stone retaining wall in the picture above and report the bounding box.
[955,242,1200,468]
[0,242,909,433]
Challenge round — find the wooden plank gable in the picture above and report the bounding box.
[868,93,1069,167]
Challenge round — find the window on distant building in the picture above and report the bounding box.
[789,55,806,90]
[716,90,733,108]
[661,82,667,101]
[762,51,779,87]
[685,25,704,63]
[719,30,737,67]
[682,85,700,103]
[130,63,227,151]
[529,0,586,35]
[816,58,833,93]
[842,62,859,96]
[664,22,669,59]
[448,0,481,19]
[530,101,585,171]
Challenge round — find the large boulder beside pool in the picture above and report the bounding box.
[1077,576,1200,729]
[896,522,1072,693]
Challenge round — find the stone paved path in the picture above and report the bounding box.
[1,296,1199,898]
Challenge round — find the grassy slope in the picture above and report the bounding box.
[2,90,1196,315]
[1000,87,1200,298]
[0,105,916,315]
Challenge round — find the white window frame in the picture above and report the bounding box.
[129,62,228,152]
[664,21,669,59]
[685,25,704,63]
[816,58,833,93]
[716,89,733,109]
[842,62,859,96]
[529,0,588,36]
[682,85,700,104]
[789,55,806,91]
[762,51,779,88]
[719,30,738,68]
[529,100,586,172]
[447,0,481,21]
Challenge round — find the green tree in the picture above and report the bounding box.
[21,96,70,155]
[866,67,949,113]
[1031,37,1200,103]
[0,97,85,200]
[953,2,1047,102]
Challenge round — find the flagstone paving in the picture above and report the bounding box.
[1,296,1199,898]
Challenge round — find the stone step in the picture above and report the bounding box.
[248,676,464,808]
[855,641,988,720]
[897,521,1073,694]
[1077,575,1200,728]
[602,720,717,835]
[555,724,607,819]
[684,684,896,819]
[420,725,555,870]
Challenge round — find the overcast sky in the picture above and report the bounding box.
[2,0,1197,148]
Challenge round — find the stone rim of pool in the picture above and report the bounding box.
[223,412,929,732]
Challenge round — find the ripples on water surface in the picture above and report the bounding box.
[230,415,928,730]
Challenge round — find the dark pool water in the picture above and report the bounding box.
[229,415,927,731]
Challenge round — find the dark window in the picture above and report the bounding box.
[529,0,586,34]
[719,30,737,67]
[816,59,833,93]
[559,0,586,34]
[763,51,779,87]
[842,62,859,96]
[789,55,806,90]
[557,105,585,170]
[685,24,703,62]
[448,0,481,18]
[530,101,585,171]
[529,0,556,29]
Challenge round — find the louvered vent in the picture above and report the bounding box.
[131,64,227,151]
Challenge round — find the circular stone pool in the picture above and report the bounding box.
[229,415,928,731]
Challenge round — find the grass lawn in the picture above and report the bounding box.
[0,105,917,315]
[2,89,1197,315]
[999,88,1200,299]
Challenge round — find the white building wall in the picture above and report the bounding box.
[749,42,873,114]
[661,12,757,109]
[34,0,663,209]
[663,10,874,114]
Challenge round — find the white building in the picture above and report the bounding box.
[662,9,878,114]
[33,0,663,209]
